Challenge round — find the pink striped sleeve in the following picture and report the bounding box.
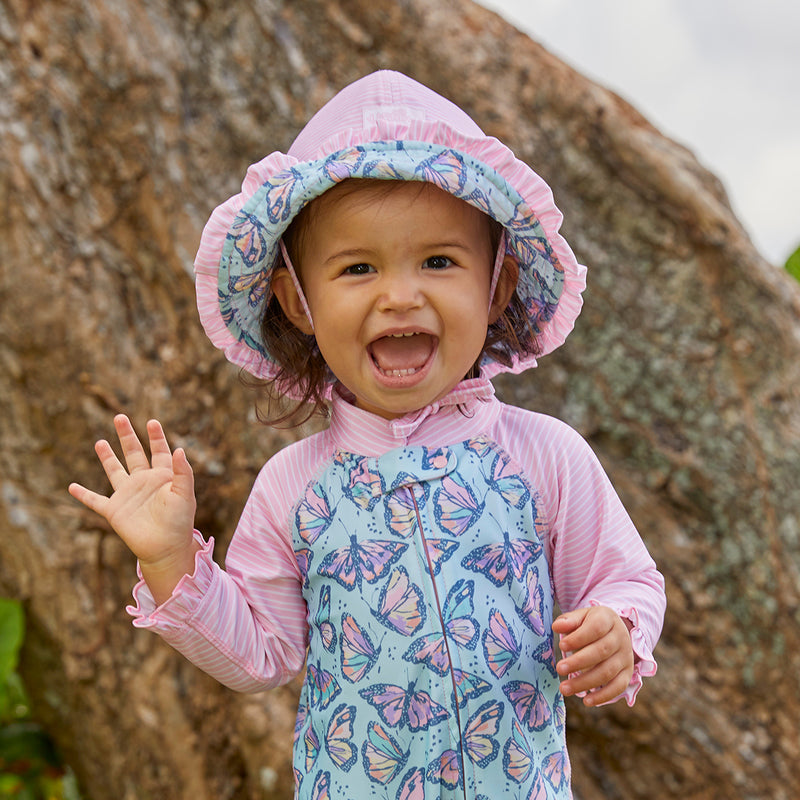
[127,432,330,692]
[493,405,666,705]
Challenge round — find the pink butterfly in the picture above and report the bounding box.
[230,213,268,267]
[488,453,530,509]
[502,681,551,732]
[467,435,492,457]
[304,721,320,772]
[395,767,425,800]
[370,567,426,636]
[265,169,299,223]
[306,664,341,710]
[325,703,357,771]
[296,483,333,544]
[384,487,419,539]
[340,614,380,683]
[502,718,533,784]
[362,721,408,786]
[358,681,449,731]
[433,474,484,537]
[318,536,406,590]
[323,147,365,182]
[424,538,460,577]
[527,770,550,800]
[452,668,491,708]
[461,532,542,587]
[310,770,330,800]
[294,548,313,583]
[415,149,467,195]
[345,459,384,511]
[482,609,520,678]
[515,567,546,636]
[542,749,570,791]
[403,579,478,675]
[533,639,558,677]
[426,748,461,790]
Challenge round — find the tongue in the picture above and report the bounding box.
[370,334,434,372]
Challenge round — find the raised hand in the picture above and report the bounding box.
[552,605,635,706]
[69,414,200,604]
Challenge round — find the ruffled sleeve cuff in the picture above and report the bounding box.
[126,532,216,630]
[588,600,658,707]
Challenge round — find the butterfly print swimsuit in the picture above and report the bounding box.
[294,437,570,799]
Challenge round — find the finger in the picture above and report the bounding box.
[170,448,196,503]
[94,438,131,490]
[113,414,151,472]
[146,419,173,471]
[68,482,110,518]
[552,609,587,636]
[557,612,614,655]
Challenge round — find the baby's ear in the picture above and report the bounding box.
[271,267,314,335]
[489,254,520,323]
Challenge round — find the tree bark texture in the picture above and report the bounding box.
[1,1,799,798]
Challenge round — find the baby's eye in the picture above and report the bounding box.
[343,263,374,276]
[423,255,452,270]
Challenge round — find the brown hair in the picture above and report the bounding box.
[254,180,541,425]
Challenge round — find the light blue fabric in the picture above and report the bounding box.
[291,435,570,799]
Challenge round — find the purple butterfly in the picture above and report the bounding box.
[433,474,484,537]
[359,681,449,731]
[264,169,299,223]
[294,548,313,584]
[533,638,558,677]
[542,749,570,792]
[296,483,333,544]
[306,664,341,710]
[502,681,551,732]
[363,159,404,181]
[424,538,460,576]
[325,703,357,771]
[482,609,520,678]
[395,767,425,800]
[340,614,380,683]
[463,700,504,768]
[323,147,365,182]
[229,213,268,267]
[528,770,550,800]
[426,748,461,790]
[515,567,547,636]
[317,536,406,590]
[384,487,419,539]
[488,452,530,509]
[304,721,320,772]
[403,579,478,675]
[309,770,330,800]
[361,721,408,786]
[461,532,542,587]
[502,718,533,784]
[370,567,426,636]
[415,149,467,195]
[452,668,491,708]
[345,459,384,511]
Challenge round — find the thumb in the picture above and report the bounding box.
[552,607,589,634]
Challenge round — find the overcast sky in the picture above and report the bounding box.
[478,0,800,265]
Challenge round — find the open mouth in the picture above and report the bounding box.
[368,332,436,377]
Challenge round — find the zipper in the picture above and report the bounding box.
[410,490,469,800]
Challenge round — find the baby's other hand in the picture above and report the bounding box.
[552,605,634,706]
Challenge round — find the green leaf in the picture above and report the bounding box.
[0,600,25,685]
[786,244,800,282]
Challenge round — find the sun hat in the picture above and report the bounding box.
[194,70,586,395]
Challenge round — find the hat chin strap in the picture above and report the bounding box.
[278,230,507,333]
[279,239,315,332]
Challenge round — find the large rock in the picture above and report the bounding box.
[1,0,798,798]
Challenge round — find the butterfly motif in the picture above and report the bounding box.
[502,681,551,732]
[306,664,341,710]
[433,474,484,537]
[363,159,404,181]
[452,668,491,708]
[294,548,313,585]
[427,700,504,786]
[265,170,299,223]
[359,681,449,731]
[345,459,384,511]
[515,567,546,636]
[310,770,330,800]
[361,721,409,786]
[533,638,558,677]
[340,614,381,683]
[230,268,270,308]
[229,213,269,268]
[370,567,426,636]
[527,770,550,800]
[325,703,357,771]
[488,453,530,509]
[415,149,467,195]
[482,609,520,678]
[296,483,333,544]
[422,447,450,470]
[424,538,460,576]
[403,579,478,675]
[323,147,365,182]
[293,697,308,746]
[314,586,336,654]
[553,693,566,734]
[395,767,425,800]
[384,487,419,539]
[317,536,406,590]
[461,531,542,588]
[542,749,570,791]
[304,721,320,772]
[502,718,534,784]
[467,435,492,457]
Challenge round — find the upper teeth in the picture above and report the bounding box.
[389,332,416,337]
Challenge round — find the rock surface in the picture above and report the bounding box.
[1,0,799,798]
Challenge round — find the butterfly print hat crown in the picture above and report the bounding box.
[194,70,586,394]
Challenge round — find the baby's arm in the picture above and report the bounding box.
[69,414,201,603]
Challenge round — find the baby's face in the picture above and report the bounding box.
[291,180,497,419]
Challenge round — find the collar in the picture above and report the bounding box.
[327,378,500,454]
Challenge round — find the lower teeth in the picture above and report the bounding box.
[381,367,419,377]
